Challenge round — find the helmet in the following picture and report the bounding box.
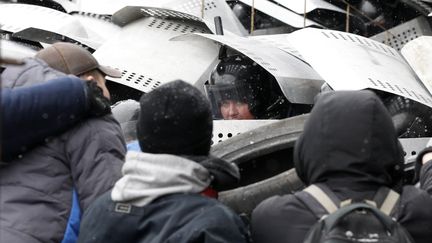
[383,95,432,138]
[205,54,287,119]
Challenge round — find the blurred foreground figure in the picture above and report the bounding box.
[1,76,111,160]
[111,99,140,143]
[0,42,126,243]
[251,90,432,243]
[78,80,250,243]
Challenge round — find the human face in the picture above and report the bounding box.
[220,100,255,120]
[80,70,111,100]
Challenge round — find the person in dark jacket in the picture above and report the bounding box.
[1,76,111,160]
[0,42,126,243]
[251,90,432,243]
[78,80,251,243]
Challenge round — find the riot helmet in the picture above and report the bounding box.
[205,54,288,119]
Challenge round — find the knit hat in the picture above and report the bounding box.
[137,80,213,156]
[35,42,121,78]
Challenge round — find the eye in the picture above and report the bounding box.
[221,101,230,107]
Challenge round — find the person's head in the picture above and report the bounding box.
[112,99,140,143]
[294,90,405,191]
[205,54,275,120]
[219,100,255,120]
[35,42,121,99]
[136,80,213,156]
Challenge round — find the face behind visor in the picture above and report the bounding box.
[205,55,271,119]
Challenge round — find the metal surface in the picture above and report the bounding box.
[212,120,277,145]
[371,16,432,51]
[238,0,322,28]
[12,28,98,51]
[0,4,98,49]
[51,0,78,13]
[399,138,430,170]
[112,6,204,27]
[249,34,307,62]
[174,33,324,104]
[70,12,121,47]
[71,0,172,15]
[106,0,247,36]
[287,28,432,108]
[167,0,248,36]
[0,39,37,66]
[401,36,432,96]
[93,17,218,93]
[274,0,346,14]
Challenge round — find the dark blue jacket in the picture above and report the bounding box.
[1,76,88,160]
[78,192,251,243]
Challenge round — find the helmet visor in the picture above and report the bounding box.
[205,81,254,119]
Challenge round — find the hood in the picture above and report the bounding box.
[294,90,404,191]
[111,151,212,207]
[1,57,66,88]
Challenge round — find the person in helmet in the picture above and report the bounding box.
[205,54,292,120]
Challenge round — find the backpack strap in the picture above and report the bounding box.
[372,187,400,216]
[303,184,339,214]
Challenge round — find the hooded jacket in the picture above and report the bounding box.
[0,58,126,243]
[78,151,250,243]
[251,91,432,243]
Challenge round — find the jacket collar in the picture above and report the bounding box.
[111,151,212,207]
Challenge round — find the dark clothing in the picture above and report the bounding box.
[1,76,88,160]
[0,57,126,243]
[78,151,247,243]
[251,91,432,243]
[294,91,405,191]
[78,193,250,243]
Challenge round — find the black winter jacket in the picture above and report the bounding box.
[251,91,432,243]
[78,152,250,243]
[79,193,250,243]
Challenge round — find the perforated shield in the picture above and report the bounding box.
[237,0,322,28]
[0,4,98,49]
[274,0,346,14]
[174,33,324,104]
[371,16,432,51]
[111,0,247,36]
[401,36,432,96]
[93,17,218,93]
[287,28,432,108]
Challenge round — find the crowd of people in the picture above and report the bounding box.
[1,42,432,243]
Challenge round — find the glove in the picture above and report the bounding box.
[199,156,241,191]
[84,81,111,117]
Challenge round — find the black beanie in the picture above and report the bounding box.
[137,80,213,156]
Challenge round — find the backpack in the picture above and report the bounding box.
[297,184,414,243]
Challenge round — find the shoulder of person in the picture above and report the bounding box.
[58,114,125,150]
[67,114,121,136]
[399,185,432,211]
